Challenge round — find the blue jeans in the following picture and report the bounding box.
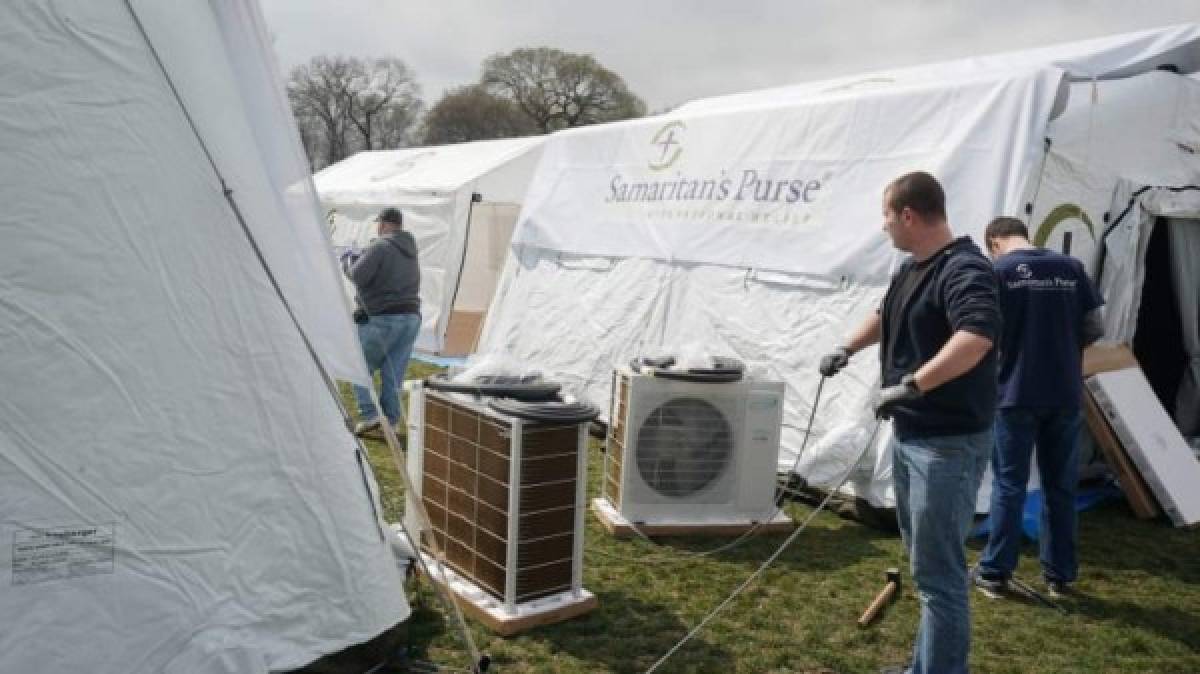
[353,313,421,424]
[980,406,1082,584]
[892,427,992,674]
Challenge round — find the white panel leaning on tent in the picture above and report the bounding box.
[314,137,545,356]
[478,25,1200,511]
[0,2,411,673]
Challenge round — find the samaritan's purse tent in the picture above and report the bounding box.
[477,25,1200,508]
[314,137,544,356]
[1,2,409,672]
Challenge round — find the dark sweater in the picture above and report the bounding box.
[879,236,1000,440]
[348,230,421,315]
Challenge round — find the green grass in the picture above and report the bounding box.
[350,363,1200,673]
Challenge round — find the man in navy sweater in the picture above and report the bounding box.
[820,172,1000,674]
[973,217,1103,600]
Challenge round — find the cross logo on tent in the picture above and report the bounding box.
[649,120,686,171]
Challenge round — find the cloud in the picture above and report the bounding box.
[260,0,1200,110]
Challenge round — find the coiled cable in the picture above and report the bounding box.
[628,355,745,383]
[487,398,601,424]
[424,373,561,401]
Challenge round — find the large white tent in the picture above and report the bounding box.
[478,25,1200,509]
[0,2,408,672]
[315,137,544,356]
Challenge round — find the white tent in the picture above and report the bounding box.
[1031,70,1200,439]
[0,2,408,672]
[314,137,544,356]
[478,25,1200,509]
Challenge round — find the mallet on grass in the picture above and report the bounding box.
[857,567,901,627]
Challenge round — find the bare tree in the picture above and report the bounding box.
[482,47,645,133]
[345,58,423,151]
[420,85,537,145]
[287,56,357,168]
[287,55,422,169]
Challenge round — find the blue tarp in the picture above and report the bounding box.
[972,482,1124,542]
[412,352,467,368]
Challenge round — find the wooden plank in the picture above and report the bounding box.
[421,557,597,636]
[1082,387,1159,519]
[591,497,794,539]
[441,310,484,357]
[1082,343,1138,377]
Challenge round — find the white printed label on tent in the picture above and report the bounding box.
[11,524,116,585]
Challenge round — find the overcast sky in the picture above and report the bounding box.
[260,1,1200,112]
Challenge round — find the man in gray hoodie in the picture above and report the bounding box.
[345,207,421,435]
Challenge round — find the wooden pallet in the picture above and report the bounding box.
[420,555,597,637]
[591,497,795,539]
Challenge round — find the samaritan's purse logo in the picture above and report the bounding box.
[648,120,686,171]
[1016,263,1033,279]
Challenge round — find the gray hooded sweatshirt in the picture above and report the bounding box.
[348,230,421,315]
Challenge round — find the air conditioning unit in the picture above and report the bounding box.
[595,367,793,536]
[403,381,597,635]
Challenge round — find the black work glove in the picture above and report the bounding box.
[818,347,851,377]
[874,374,922,419]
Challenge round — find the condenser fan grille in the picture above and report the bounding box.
[635,397,732,498]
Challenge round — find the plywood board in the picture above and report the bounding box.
[591,497,794,539]
[1087,369,1200,527]
[1082,343,1138,377]
[442,309,484,357]
[420,555,597,636]
[1082,387,1158,519]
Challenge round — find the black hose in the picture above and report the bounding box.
[628,355,745,383]
[487,398,601,424]
[424,374,561,401]
[588,419,609,439]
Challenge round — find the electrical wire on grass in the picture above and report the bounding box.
[643,418,883,674]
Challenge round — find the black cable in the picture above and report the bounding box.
[424,374,561,401]
[650,369,743,383]
[628,355,745,383]
[487,398,600,424]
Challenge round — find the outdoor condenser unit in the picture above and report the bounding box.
[404,381,597,635]
[596,367,792,535]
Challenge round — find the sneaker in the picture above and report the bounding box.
[971,565,1008,600]
[353,417,381,436]
[1045,580,1073,600]
[879,664,911,674]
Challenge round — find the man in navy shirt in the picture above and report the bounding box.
[820,172,1000,674]
[973,217,1103,600]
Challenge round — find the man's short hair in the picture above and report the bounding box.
[885,171,946,220]
[377,207,403,226]
[984,216,1029,242]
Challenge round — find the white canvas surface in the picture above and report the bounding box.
[0,2,409,672]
